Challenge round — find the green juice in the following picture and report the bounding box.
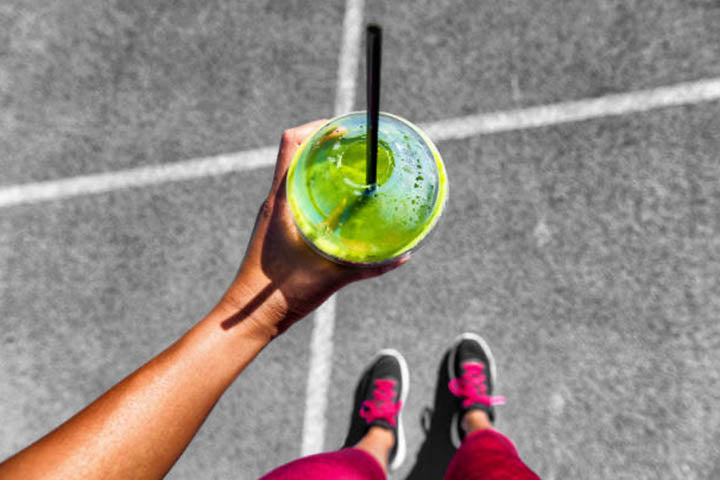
[287,112,448,266]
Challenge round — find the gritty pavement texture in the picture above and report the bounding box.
[327,104,720,478]
[1,170,316,477]
[0,0,341,185]
[2,1,720,479]
[362,0,720,122]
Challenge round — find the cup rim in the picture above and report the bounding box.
[286,111,449,267]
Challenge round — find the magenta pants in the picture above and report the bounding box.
[260,429,540,479]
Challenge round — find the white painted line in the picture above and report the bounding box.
[333,0,365,115]
[300,0,365,457]
[0,147,276,208]
[420,77,720,141]
[300,295,337,456]
[3,77,720,209]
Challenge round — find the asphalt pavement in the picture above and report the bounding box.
[2,1,720,479]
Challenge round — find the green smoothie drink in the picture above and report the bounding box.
[287,112,448,266]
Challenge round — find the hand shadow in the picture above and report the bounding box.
[404,351,457,480]
[219,168,381,333]
[219,200,292,332]
[220,282,278,330]
[220,191,336,332]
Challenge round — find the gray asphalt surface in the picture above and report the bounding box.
[2,1,720,479]
[0,0,341,185]
[328,104,720,478]
[363,0,720,119]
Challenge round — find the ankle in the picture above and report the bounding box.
[353,426,395,472]
[366,425,395,445]
[462,409,493,435]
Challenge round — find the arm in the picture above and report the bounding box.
[0,120,408,480]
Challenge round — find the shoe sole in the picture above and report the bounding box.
[374,348,409,471]
[446,332,498,449]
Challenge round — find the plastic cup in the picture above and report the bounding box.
[286,111,448,267]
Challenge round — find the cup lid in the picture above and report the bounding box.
[287,112,448,265]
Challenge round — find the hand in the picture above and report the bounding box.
[221,120,409,337]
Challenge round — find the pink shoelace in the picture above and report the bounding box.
[448,362,506,408]
[360,379,402,427]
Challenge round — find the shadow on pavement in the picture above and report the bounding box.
[341,356,375,449]
[404,351,456,480]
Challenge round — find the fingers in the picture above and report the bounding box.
[353,253,412,281]
[289,119,329,145]
[270,119,328,197]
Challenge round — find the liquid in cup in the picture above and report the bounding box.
[287,112,448,266]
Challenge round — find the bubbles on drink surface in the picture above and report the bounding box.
[288,113,446,264]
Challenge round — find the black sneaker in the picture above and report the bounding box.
[342,349,409,471]
[446,333,506,449]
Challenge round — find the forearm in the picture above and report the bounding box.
[0,275,285,480]
[0,118,395,480]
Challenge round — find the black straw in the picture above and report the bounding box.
[366,25,382,187]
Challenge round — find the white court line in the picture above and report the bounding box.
[0,147,276,208]
[420,77,720,140]
[333,0,364,115]
[3,77,720,209]
[300,0,365,457]
[300,292,337,456]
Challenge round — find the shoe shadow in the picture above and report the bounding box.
[404,351,457,480]
[341,362,373,448]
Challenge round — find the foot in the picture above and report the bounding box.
[342,349,409,471]
[446,333,506,449]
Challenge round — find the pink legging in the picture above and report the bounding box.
[260,429,540,479]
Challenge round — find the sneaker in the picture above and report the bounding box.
[446,333,506,449]
[342,349,409,471]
